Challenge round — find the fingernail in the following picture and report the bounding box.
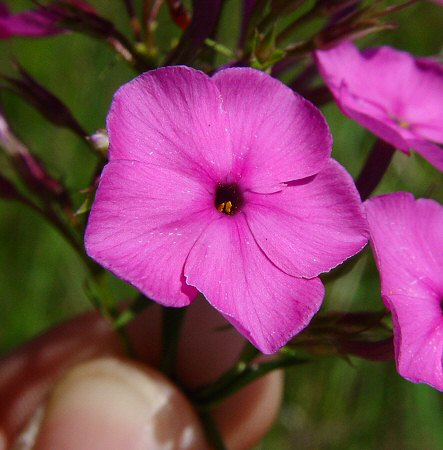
[31,357,206,450]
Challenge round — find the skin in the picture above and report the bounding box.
[0,297,283,450]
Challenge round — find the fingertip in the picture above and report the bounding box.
[29,358,207,450]
[0,311,120,445]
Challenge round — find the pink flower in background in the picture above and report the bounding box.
[0,2,61,39]
[85,66,368,353]
[365,193,443,390]
[315,42,443,171]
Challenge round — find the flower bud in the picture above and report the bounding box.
[0,107,69,204]
[48,2,118,40]
[3,61,86,138]
[167,0,191,30]
[88,129,109,156]
[0,2,61,39]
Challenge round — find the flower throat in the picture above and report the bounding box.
[215,183,243,215]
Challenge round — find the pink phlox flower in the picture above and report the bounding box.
[85,66,368,354]
[315,42,443,172]
[365,192,443,390]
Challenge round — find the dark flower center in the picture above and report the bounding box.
[215,183,244,215]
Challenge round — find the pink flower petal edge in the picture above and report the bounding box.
[365,192,443,390]
[184,214,325,354]
[244,159,368,278]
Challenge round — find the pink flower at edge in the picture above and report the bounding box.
[365,193,443,390]
[315,42,443,172]
[85,66,369,354]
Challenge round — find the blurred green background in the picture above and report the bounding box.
[1,1,443,449]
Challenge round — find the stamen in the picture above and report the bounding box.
[215,184,243,215]
[398,119,410,129]
[216,200,234,214]
[392,115,410,129]
[217,200,233,214]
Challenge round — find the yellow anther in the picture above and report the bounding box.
[392,115,410,129]
[217,200,234,215]
[398,119,410,129]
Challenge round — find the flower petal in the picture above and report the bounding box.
[245,159,368,278]
[107,66,232,183]
[212,67,332,192]
[407,139,443,172]
[337,84,443,169]
[184,214,325,354]
[315,43,440,123]
[337,82,410,152]
[365,193,443,298]
[365,193,443,390]
[403,58,443,143]
[85,160,219,307]
[316,42,443,167]
[388,293,443,391]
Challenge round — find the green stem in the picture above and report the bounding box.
[356,139,395,201]
[160,307,187,378]
[85,276,137,358]
[193,343,259,402]
[204,38,234,59]
[195,354,307,410]
[144,0,164,53]
[199,411,227,450]
[114,294,154,329]
[50,210,103,277]
[121,0,143,42]
[114,322,137,358]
